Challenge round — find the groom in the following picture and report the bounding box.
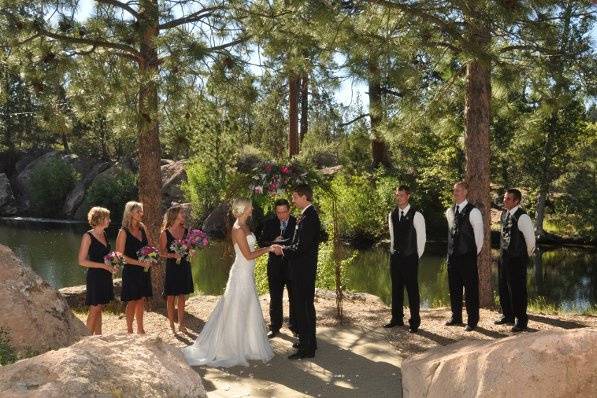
[274,184,320,360]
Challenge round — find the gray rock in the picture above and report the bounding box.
[0,173,15,208]
[0,244,88,356]
[161,160,187,210]
[63,161,111,217]
[202,203,231,239]
[13,151,60,211]
[0,334,207,397]
[402,328,597,398]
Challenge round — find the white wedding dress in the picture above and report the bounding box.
[182,233,274,367]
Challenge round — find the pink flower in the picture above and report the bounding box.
[281,166,289,174]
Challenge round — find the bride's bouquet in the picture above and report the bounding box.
[137,245,160,272]
[103,251,125,274]
[170,239,190,264]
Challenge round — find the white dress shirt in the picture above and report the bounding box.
[388,204,427,258]
[507,205,536,257]
[445,199,484,254]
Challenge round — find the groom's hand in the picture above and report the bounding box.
[270,244,284,256]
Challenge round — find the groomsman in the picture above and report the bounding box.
[495,188,536,332]
[258,199,297,338]
[445,181,484,331]
[384,185,426,333]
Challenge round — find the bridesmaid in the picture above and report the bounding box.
[77,206,115,335]
[159,205,195,334]
[116,201,154,334]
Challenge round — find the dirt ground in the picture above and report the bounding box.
[73,290,597,398]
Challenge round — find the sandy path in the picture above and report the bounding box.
[72,291,596,398]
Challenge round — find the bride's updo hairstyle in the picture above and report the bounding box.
[231,198,251,218]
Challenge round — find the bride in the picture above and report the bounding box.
[183,198,276,367]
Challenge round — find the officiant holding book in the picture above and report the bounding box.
[258,199,297,338]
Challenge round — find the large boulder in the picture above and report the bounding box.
[0,173,17,215]
[202,203,231,238]
[161,159,187,209]
[63,161,111,217]
[0,244,87,356]
[13,151,59,211]
[0,334,207,397]
[402,328,597,398]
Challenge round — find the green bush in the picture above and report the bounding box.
[82,168,138,222]
[0,328,17,365]
[182,161,252,221]
[28,157,78,217]
[319,171,396,246]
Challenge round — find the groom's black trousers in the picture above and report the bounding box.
[291,268,317,353]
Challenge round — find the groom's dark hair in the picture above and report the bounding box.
[398,185,411,194]
[274,198,290,209]
[293,184,313,202]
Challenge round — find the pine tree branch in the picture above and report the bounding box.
[158,6,227,30]
[367,0,463,41]
[340,113,370,126]
[96,0,139,18]
[35,25,141,61]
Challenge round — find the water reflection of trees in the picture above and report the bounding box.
[529,247,597,311]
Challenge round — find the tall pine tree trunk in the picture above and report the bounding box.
[464,52,493,308]
[300,72,308,141]
[138,0,163,304]
[368,55,390,168]
[288,74,300,157]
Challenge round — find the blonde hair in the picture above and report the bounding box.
[87,206,110,227]
[162,205,182,231]
[122,201,143,229]
[231,198,251,218]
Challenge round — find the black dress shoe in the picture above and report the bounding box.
[445,319,464,326]
[288,351,305,360]
[511,325,527,333]
[383,321,404,328]
[494,317,514,325]
[267,330,279,339]
[464,325,476,332]
[409,327,418,333]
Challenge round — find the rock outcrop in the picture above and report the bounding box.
[161,160,187,209]
[63,161,110,217]
[0,244,87,356]
[0,334,207,397]
[0,173,17,215]
[401,328,597,398]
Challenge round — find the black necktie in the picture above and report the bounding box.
[400,210,404,221]
[455,205,460,217]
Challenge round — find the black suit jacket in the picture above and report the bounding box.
[258,215,296,268]
[283,205,321,282]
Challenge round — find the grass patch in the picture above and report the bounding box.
[0,328,17,365]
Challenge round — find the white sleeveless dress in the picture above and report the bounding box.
[182,233,274,367]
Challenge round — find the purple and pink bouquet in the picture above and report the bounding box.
[137,245,160,272]
[103,251,125,274]
[186,228,209,250]
[170,239,190,264]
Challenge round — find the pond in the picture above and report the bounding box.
[1,220,595,312]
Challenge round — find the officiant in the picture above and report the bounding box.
[258,198,297,338]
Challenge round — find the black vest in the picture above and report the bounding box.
[500,208,528,258]
[447,203,477,256]
[391,207,418,257]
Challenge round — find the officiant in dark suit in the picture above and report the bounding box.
[274,184,321,360]
[258,199,297,338]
